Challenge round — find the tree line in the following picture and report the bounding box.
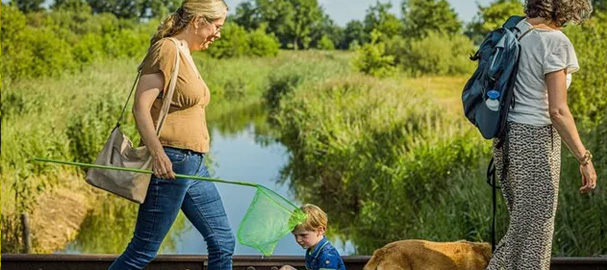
[3,0,606,79]
[8,0,607,51]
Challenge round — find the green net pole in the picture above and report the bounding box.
[31,157,257,188]
[33,157,307,256]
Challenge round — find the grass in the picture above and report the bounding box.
[1,49,605,256]
[0,50,352,253]
[268,60,606,256]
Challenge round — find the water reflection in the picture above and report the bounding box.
[60,102,354,255]
[62,196,187,254]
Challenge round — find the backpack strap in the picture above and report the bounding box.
[487,123,511,253]
[486,157,498,252]
[517,26,535,41]
[502,15,526,30]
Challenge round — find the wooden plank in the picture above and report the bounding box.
[1,254,605,270]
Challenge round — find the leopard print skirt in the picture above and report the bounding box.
[486,122,561,270]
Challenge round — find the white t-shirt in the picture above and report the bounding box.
[508,20,580,126]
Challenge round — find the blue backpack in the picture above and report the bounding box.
[462,16,533,139]
[462,15,534,252]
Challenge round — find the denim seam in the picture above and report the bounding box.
[150,180,160,241]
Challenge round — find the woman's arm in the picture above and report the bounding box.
[546,69,596,193]
[132,73,175,179]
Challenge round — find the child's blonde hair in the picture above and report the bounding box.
[295,204,328,232]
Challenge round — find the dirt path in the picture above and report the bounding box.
[28,174,95,253]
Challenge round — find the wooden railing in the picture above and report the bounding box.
[1,254,606,270]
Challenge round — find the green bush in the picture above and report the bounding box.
[73,33,105,64]
[264,72,304,112]
[318,35,336,50]
[1,5,34,79]
[208,22,280,58]
[272,75,494,254]
[27,27,77,77]
[565,11,607,126]
[248,24,280,57]
[208,22,251,58]
[0,5,152,80]
[0,7,78,79]
[386,31,476,76]
[554,119,607,256]
[352,31,396,77]
[102,29,149,58]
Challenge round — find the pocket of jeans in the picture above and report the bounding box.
[164,148,188,164]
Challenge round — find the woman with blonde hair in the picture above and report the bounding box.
[487,0,597,269]
[109,1,233,269]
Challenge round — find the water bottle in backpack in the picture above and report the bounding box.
[485,90,500,111]
[462,15,533,140]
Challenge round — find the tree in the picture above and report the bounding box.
[233,1,261,30]
[364,1,403,41]
[353,29,396,77]
[478,0,523,32]
[143,0,181,19]
[86,0,143,19]
[401,0,461,38]
[85,0,178,19]
[285,0,323,49]
[593,0,606,11]
[343,20,367,49]
[52,0,91,12]
[465,0,523,44]
[310,14,344,49]
[13,0,44,13]
[255,0,296,48]
[255,0,323,50]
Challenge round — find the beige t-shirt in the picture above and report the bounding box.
[140,38,211,153]
[508,20,579,126]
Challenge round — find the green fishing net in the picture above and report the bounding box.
[237,185,307,256]
[31,158,306,256]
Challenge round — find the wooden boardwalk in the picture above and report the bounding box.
[2,254,606,270]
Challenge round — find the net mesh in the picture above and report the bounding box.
[237,185,307,256]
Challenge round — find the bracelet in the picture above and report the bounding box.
[579,150,592,165]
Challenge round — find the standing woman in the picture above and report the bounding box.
[109,1,233,269]
[487,0,597,269]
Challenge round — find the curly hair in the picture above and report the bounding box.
[524,0,593,26]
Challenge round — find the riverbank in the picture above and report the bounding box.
[0,50,351,253]
[2,49,604,256]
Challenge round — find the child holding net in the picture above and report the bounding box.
[280,204,346,270]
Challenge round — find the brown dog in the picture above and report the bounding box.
[363,240,492,270]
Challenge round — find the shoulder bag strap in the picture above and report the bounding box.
[153,38,180,136]
[114,38,181,138]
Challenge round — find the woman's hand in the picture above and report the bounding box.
[579,161,597,194]
[152,151,176,180]
[546,70,597,194]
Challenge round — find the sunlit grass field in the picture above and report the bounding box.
[1,50,605,256]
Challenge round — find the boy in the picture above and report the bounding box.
[280,204,346,270]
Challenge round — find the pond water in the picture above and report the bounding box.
[61,116,355,256]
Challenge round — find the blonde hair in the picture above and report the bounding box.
[295,204,328,232]
[150,0,228,45]
[524,0,593,27]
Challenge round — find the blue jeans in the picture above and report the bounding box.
[109,147,235,270]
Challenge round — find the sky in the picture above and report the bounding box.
[20,0,498,26]
[224,0,497,26]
